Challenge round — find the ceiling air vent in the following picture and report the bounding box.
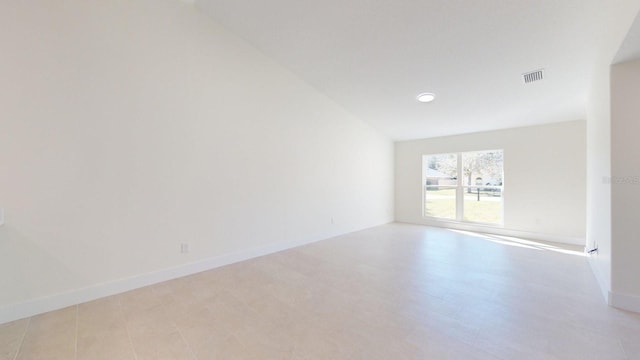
[522,69,544,84]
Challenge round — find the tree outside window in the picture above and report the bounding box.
[423,150,503,224]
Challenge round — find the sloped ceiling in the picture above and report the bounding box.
[615,12,640,65]
[194,0,640,140]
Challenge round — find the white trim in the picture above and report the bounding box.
[399,219,585,245]
[422,150,505,225]
[610,291,640,313]
[0,235,326,325]
[587,256,610,304]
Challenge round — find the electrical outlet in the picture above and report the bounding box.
[181,243,190,254]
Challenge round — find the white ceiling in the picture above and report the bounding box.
[615,11,640,65]
[194,0,640,140]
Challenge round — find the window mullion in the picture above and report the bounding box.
[456,152,463,221]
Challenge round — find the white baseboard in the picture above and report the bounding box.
[0,219,593,325]
[0,235,325,325]
[397,220,585,246]
[588,256,610,304]
[610,291,640,313]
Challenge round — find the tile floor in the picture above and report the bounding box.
[2,223,640,359]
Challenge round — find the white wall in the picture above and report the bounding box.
[395,121,586,244]
[586,66,613,302]
[610,59,640,312]
[0,0,394,323]
[585,6,640,308]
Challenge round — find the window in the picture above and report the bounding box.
[423,150,503,224]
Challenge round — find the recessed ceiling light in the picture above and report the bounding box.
[417,93,436,103]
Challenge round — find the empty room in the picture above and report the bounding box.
[2,0,640,359]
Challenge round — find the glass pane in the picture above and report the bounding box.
[424,153,457,181]
[461,150,503,187]
[463,186,502,224]
[425,186,456,220]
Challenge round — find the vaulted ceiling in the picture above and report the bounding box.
[194,0,640,140]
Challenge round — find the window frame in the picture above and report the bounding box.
[422,150,504,226]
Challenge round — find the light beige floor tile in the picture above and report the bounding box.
[207,333,282,360]
[15,306,76,360]
[117,286,165,319]
[76,293,134,360]
[291,333,353,360]
[77,296,125,335]
[545,323,628,360]
[177,321,236,359]
[4,224,640,359]
[621,338,640,359]
[77,326,136,360]
[130,328,194,360]
[231,323,296,360]
[0,318,29,360]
